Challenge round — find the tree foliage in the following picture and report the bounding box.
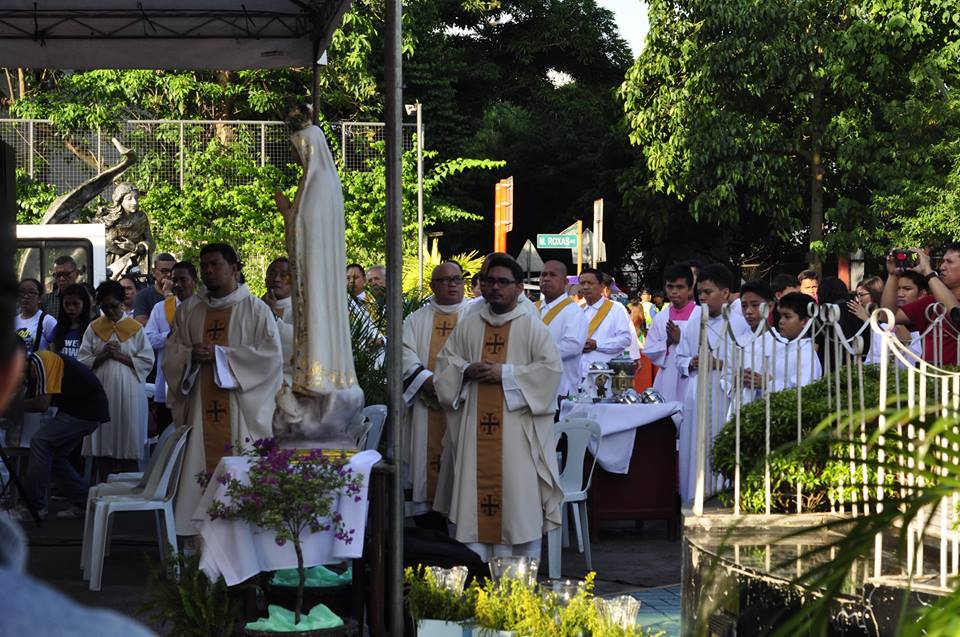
[340,143,502,266]
[15,169,57,224]
[620,0,960,266]
[3,0,639,277]
[403,0,637,268]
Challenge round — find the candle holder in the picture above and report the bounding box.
[595,594,641,629]
[542,578,583,606]
[488,556,539,587]
[427,565,469,595]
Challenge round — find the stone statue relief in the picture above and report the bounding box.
[96,182,153,280]
[41,138,154,280]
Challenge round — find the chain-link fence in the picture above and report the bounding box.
[0,118,416,194]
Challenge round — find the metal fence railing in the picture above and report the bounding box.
[688,296,960,591]
[1,118,416,194]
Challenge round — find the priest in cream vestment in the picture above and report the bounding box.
[164,243,283,535]
[434,256,563,561]
[401,262,468,519]
[262,257,294,385]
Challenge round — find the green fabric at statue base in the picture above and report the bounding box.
[245,603,344,632]
[271,565,352,588]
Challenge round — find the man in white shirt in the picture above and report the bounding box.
[602,273,641,364]
[144,261,197,434]
[537,261,588,403]
[578,268,633,381]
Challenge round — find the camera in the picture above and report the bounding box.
[891,249,920,270]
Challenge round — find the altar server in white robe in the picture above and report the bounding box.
[144,261,197,423]
[577,268,633,380]
[401,262,468,520]
[643,263,697,403]
[79,281,155,474]
[434,256,563,561]
[676,264,750,505]
[602,275,641,364]
[725,280,777,409]
[537,260,588,402]
[726,286,823,413]
[164,243,283,535]
[767,292,822,393]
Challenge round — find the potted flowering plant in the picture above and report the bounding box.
[205,438,364,634]
[404,565,478,636]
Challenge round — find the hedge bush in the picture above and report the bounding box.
[710,364,945,513]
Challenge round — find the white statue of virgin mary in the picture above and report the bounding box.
[274,108,364,445]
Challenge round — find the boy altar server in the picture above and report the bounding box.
[676,264,750,505]
[643,263,697,403]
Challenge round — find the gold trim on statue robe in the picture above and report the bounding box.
[475,321,511,543]
[425,312,458,499]
[200,307,233,472]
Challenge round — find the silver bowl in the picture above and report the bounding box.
[638,388,665,404]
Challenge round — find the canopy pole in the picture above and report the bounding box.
[384,0,405,631]
[312,40,321,125]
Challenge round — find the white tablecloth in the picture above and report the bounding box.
[559,401,682,474]
[194,449,381,586]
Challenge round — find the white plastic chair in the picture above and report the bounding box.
[82,425,191,591]
[546,418,602,579]
[107,423,178,484]
[347,409,372,449]
[361,404,387,452]
[81,424,183,569]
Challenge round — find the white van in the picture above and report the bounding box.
[15,223,107,292]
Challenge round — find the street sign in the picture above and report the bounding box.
[537,234,578,249]
[516,239,545,273]
[593,198,606,265]
[577,228,594,264]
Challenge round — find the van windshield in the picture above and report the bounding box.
[16,239,94,294]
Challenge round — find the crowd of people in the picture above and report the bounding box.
[401,244,960,551]
[8,239,960,564]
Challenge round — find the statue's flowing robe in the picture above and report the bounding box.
[434,302,563,560]
[401,298,466,515]
[283,125,364,429]
[163,284,282,535]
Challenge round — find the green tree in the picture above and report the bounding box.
[403,0,637,270]
[15,169,57,224]
[340,142,503,266]
[620,0,960,270]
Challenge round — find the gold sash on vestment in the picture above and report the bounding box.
[475,321,511,543]
[538,297,574,326]
[587,299,614,338]
[200,307,233,472]
[425,311,458,499]
[164,296,177,325]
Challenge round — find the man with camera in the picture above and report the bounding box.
[880,244,960,365]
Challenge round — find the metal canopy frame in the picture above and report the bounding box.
[0,2,405,635]
[0,2,350,69]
